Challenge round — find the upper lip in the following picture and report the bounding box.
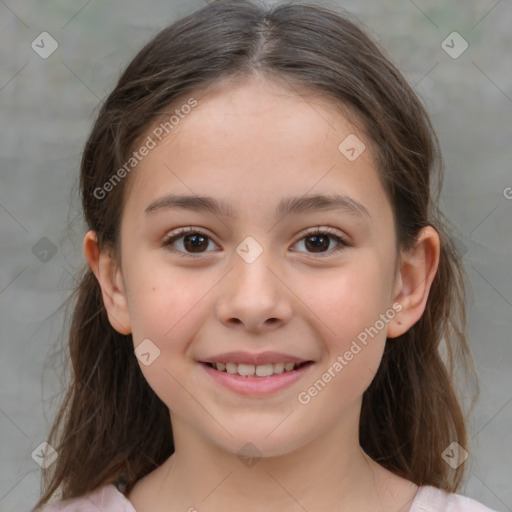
[200,351,312,366]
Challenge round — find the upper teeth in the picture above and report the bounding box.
[213,362,298,377]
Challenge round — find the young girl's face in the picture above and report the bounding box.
[110,75,404,457]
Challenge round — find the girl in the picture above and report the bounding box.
[33,1,500,511]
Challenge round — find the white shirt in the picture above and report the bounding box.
[38,482,500,511]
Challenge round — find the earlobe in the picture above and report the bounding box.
[387,226,440,338]
[83,230,132,335]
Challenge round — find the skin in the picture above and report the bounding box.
[84,74,440,512]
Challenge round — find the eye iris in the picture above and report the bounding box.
[183,233,208,253]
[305,234,329,252]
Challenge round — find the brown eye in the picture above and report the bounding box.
[162,226,348,258]
[162,228,218,257]
[304,233,330,252]
[292,227,348,256]
[181,233,209,253]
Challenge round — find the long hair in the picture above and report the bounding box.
[33,1,477,508]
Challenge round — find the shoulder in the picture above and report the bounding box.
[411,485,500,512]
[35,483,136,512]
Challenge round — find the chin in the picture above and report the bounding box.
[201,419,319,461]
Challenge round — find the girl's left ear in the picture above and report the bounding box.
[387,226,441,338]
[83,230,132,335]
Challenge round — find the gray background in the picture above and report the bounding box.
[1,0,511,510]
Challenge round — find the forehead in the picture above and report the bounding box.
[122,75,392,227]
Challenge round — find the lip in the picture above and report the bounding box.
[199,351,310,366]
[199,360,314,396]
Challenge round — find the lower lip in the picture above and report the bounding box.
[199,362,314,396]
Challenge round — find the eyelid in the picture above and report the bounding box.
[296,226,348,243]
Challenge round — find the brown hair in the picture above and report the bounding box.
[34,1,478,508]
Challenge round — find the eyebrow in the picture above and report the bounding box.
[144,193,371,219]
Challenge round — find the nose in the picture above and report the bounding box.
[215,247,293,333]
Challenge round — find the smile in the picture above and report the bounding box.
[199,360,314,396]
[204,361,310,377]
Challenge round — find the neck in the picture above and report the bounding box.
[132,399,418,512]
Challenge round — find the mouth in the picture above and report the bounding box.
[198,351,315,395]
[201,360,313,378]
[199,359,314,395]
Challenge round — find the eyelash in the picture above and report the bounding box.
[161,226,349,259]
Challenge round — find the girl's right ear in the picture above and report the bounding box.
[83,230,132,335]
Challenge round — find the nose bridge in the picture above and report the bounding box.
[215,234,292,330]
[232,234,280,299]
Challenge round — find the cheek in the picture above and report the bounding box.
[124,263,213,394]
[126,282,208,416]
[305,253,394,346]
[125,260,205,343]
[295,253,393,402]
